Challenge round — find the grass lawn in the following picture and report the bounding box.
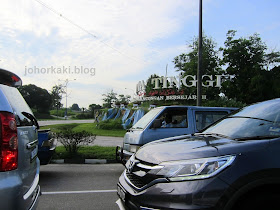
[40,122,125,160]
[54,146,116,160]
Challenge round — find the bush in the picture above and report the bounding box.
[53,129,96,157]
[50,109,76,117]
[97,119,123,130]
[74,113,93,119]
[203,97,246,108]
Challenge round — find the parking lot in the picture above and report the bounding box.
[38,164,124,210]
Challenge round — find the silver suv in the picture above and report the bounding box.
[0,69,40,209]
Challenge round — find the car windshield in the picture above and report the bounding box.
[203,100,280,140]
[131,107,163,129]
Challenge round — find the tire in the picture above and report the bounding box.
[233,193,280,210]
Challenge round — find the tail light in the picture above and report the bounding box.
[0,112,18,171]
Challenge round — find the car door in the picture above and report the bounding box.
[0,84,40,209]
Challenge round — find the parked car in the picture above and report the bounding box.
[116,106,237,164]
[117,98,280,210]
[0,68,40,209]
[38,129,57,165]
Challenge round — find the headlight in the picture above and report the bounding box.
[150,155,236,181]
[129,145,141,153]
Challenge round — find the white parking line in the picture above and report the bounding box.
[42,189,117,195]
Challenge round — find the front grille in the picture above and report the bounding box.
[125,159,167,190]
[126,171,147,189]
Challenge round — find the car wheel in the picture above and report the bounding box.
[233,193,280,210]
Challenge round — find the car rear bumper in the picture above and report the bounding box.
[29,185,40,210]
[0,172,40,210]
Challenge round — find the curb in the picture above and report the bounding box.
[51,159,119,164]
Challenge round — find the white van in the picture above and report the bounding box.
[116,106,237,164]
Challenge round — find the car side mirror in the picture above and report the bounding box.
[151,119,161,129]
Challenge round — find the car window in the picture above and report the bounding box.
[156,108,188,128]
[204,100,280,139]
[195,111,228,131]
[0,85,34,126]
[132,107,163,129]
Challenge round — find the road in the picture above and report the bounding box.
[38,164,124,210]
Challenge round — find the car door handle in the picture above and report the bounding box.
[26,140,38,149]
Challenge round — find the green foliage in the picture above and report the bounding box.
[71,103,80,111]
[33,112,53,120]
[50,109,75,117]
[102,89,118,108]
[41,123,126,137]
[18,84,52,113]
[53,145,116,160]
[54,129,96,156]
[221,30,280,104]
[203,97,246,108]
[74,113,93,119]
[172,30,280,105]
[173,35,222,101]
[117,94,131,105]
[51,84,65,109]
[97,119,123,130]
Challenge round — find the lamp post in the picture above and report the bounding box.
[59,79,76,119]
[125,88,136,103]
[197,0,203,106]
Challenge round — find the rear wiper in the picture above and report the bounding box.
[22,112,40,129]
[234,135,280,141]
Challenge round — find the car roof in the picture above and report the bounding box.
[0,68,22,87]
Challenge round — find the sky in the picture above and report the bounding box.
[1,0,280,108]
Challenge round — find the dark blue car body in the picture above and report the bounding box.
[38,129,56,165]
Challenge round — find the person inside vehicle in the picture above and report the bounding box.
[162,114,174,128]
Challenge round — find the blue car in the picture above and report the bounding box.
[38,129,57,165]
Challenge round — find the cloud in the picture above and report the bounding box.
[0,0,198,106]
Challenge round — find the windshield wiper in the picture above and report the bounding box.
[234,135,280,141]
[132,127,143,129]
[229,116,274,123]
[194,133,231,139]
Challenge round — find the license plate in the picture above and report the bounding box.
[117,184,126,202]
[31,145,38,160]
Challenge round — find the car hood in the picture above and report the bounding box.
[135,135,269,165]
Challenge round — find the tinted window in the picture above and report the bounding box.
[195,111,228,131]
[204,100,280,139]
[132,107,163,129]
[156,108,188,128]
[0,85,33,126]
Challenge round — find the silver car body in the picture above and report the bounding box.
[0,70,40,209]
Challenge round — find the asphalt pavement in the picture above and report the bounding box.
[38,164,124,210]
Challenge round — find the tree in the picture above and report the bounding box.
[220,30,280,104]
[117,94,131,104]
[18,84,52,113]
[89,103,102,119]
[173,35,222,101]
[102,90,118,108]
[71,103,80,111]
[50,84,65,109]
